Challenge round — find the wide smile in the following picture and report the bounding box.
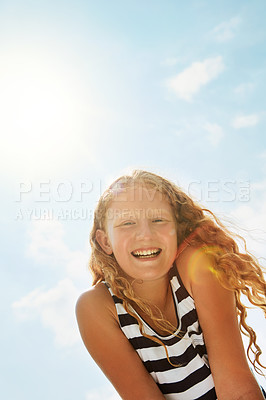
[131,248,162,259]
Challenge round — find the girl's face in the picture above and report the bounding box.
[96,185,178,282]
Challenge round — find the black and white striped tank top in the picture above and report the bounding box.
[106,265,217,400]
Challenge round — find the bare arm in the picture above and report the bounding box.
[75,284,165,400]
[188,249,264,400]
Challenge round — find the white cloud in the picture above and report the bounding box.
[26,219,90,281]
[86,385,121,400]
[204,122,224,146]
[212,16,241,42]
[232,113,260,129]
[13,219,91,346]
[12,278,81,347]
[167,56,224,101]
[234,82,254,96]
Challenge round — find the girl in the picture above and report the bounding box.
[76,170,266,400]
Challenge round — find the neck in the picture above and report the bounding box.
[130,274,177,334]
[131,274,171,311]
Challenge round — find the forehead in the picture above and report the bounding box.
[107,185,172,213]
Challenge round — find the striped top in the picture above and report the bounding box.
[106,265,217,400]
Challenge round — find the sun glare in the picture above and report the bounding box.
[0,47,92,178]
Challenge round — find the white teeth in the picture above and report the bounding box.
[133,249,160,256]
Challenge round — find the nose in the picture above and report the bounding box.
[135,220,154,241]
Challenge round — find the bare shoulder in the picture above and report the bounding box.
[76,283,165,399]
[175,245,215,296]
[76,282,118,325]
[76,282,112,307]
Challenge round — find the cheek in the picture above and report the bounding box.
[110,231,128,251]
[169,228,177,236]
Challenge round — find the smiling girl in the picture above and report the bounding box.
[76,170,266,400]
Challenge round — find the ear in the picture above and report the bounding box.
[95,229,113,255]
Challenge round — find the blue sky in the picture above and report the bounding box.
[1,0,266,398]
